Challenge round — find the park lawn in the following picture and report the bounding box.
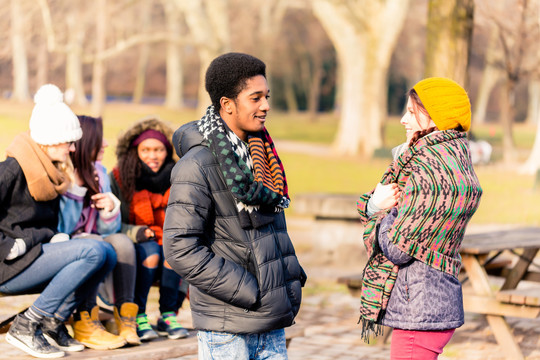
[0,99,538,226]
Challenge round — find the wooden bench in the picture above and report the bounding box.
[496,288,540,307]
[0,291,36,333]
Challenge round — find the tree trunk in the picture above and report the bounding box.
[65,13,87,106]
[519,0,540,173]
[500,79,516,163]
[175,0,231,116]
[91,0,107,116]
[472,64,501,125]
[308,54,323,121]
[36,42,49,89]
[133,45,150,104]
[10,0,30,102]
[196,49,215,116]
[521,81,540,173]
[425,0,474,86]
[525,80,540,125]
[284,75,299,114]
[258,0,288,109]
[473,26,501,125]
[163,0,184,109]
[313,0,410,156]
[132,0,153,104]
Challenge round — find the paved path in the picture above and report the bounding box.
[2,219,540,359]
[2,286,540,359]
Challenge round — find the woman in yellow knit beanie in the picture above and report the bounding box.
[356,77,482,360]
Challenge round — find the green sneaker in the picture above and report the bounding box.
[136,314,158,341]
[156,312,189,339]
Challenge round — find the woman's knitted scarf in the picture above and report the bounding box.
[135,159,174,194]
[197,105,290,229]
[6,131,70,201]
[356,130,483,341]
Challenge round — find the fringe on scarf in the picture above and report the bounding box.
[357,313,386,344]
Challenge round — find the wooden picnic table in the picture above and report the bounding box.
[338,227,540,360]
[460,226,540,360]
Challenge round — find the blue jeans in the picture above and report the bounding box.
[134,240,181,314]
[75,233,136,310]
[198,329,288,360]
[0,238,116,321]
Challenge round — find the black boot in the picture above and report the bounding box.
[40,316,85,352]
[5,313,65,358]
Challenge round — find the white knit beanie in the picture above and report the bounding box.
[29,84,82,145]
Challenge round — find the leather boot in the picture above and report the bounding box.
[73,306,126,350]
[6,314,64,358]
[114,303,141,346]
[40,316,84,352]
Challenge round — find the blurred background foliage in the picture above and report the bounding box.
[1,0,540,225]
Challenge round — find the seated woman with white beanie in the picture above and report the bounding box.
[0,84,117,358]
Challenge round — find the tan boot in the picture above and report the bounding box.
[73,307,127,350]
[114,303,141,346]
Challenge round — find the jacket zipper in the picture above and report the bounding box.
[404,267,410,302]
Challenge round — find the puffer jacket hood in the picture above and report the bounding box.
[116,116,177,160]
[172,121,204,159]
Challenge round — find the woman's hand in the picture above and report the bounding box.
[91,193,115,212]
[371,183,401,210]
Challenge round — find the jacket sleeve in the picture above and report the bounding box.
[378,208,412,265]
[0,163,18,261]
[1,160,54,261]
[95,165,121,236]
[163,155,260,310]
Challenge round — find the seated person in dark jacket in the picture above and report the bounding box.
[163,52,307,360]
[0,84,116,358]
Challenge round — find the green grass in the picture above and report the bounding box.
[265,112,338,144]
[0,99,538,226]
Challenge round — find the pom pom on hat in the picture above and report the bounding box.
[413,77,471,131]
[29,84,82,145]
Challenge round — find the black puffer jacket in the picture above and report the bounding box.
[0,157,57,284]
[163,121,306,334]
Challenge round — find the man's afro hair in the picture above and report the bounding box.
[205,52,266,111]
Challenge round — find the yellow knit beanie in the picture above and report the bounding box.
[413,77,471,131]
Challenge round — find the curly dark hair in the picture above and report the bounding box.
[205,52,266,111]
[118,147,142,203]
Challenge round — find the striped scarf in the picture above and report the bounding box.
[356,130,482,341]
[197,106,290,228]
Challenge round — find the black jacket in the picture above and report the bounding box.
[163,121,306,334]
[0,157,58,284]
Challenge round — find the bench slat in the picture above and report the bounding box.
[496,288,540,306]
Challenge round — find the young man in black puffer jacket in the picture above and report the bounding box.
[163,52,306,360]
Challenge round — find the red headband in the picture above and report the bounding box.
[132,129,172,153]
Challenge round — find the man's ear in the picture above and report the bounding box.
[220,97,234,114]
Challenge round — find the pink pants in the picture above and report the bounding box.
[390,328,455,360]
